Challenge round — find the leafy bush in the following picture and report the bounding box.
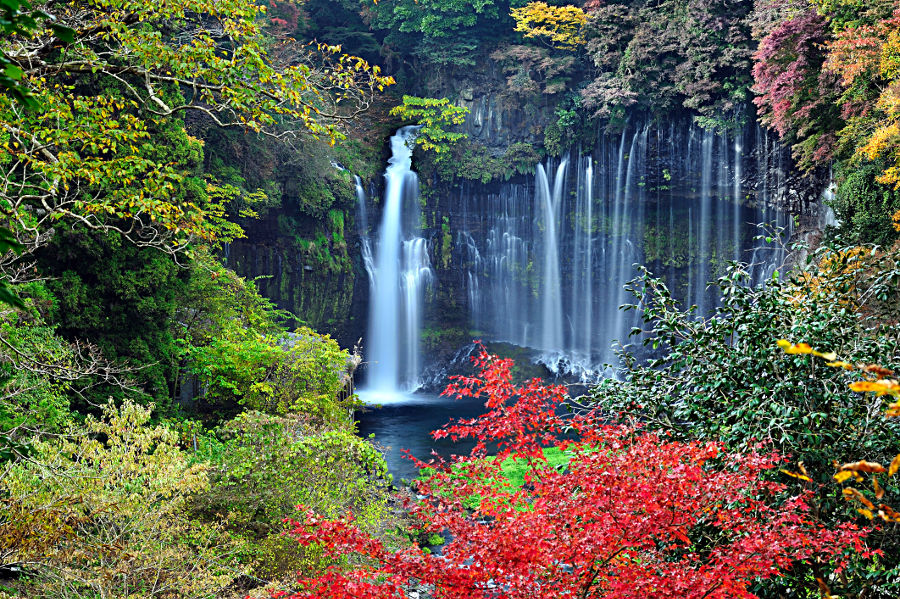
[832,160,900,245]
[589,249,900,596]
[191,411,399,583]
[0,401,242,598]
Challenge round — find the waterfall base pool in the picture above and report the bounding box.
[355,391,489,484]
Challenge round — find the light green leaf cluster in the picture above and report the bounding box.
[389,95,470,154]
[0,0,393,266]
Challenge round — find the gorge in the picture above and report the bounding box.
[6,1,900,596]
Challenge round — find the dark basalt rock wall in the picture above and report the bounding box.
[229,52,829,366]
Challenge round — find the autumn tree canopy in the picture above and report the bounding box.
[0,0,393,276]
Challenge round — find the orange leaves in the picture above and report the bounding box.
[834,470,861,484]
[834,450,900,522]
[862,364,896,377]
[826,360,855,370]
[824,9,900,187]
[849,379,900,396]
[890,453,900,477]
[782,461,812,482]
[843,487,875,510]
[839,460,886,474]
[874,476,886,500]
[776,339,837,360]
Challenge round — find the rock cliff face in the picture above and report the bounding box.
[230,52,829,379]
[225,211,366,349]
[404,115,822,385]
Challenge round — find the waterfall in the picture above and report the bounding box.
[570,153,594,364]
[356,175,375,286]
[452,119,791,380]
[734,132,743,261]
[697,129,714,316]
[536,158,568,355]
[362,126,433,398]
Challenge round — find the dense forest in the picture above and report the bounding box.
[1,0,900,598]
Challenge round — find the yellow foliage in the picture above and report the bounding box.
[511,2,587,50]
[859,121,900,162]
[776,339,837,360]
[881,29,900,80]
[0,401,243,597]
[789,247,872,309]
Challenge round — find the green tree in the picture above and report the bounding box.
[0,401,243,598]
[39,229,187,406]
[590,249,900,596]
[0,0,393,274]
[361,0,529,66]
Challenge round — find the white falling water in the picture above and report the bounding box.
[822,166,839,228]
[570,154,594,365]
[696,129,714,316]
[452,120,791,380]
[734,134,743,261]
[362,126,433,398]
[356,175,375,285]
[536,158,568,355]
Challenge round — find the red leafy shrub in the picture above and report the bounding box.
[276,349,868,599]
[752,9,843,169]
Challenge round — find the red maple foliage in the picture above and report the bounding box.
[276,348,868,599]
[752,10,842,169]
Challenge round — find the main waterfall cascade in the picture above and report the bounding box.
[455,122,792,378]
[360,126,433,398]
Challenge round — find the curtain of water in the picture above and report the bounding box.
[451,120,793,379]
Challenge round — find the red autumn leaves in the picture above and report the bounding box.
[276,348,868,599]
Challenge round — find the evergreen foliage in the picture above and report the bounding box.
[590,249,900,596]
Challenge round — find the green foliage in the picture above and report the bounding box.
[581,0,753,125]
[0,401,243,598]
[361,0,529,66]
[424,139,541,184]
[0,0,73,108]
[0,0,392,301]
[590,251,900,595]
[300,0,381,64]
[491,43,578,109]
[0,291,73,448]
[178,255,354,424]
[0,229,24,309]
[543,97,587,156]
[39,229,186,405]
[832,159,900,245]
[191,411,399,581]
[390,96,470,153]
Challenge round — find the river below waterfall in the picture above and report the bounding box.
[355,392,489,483]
